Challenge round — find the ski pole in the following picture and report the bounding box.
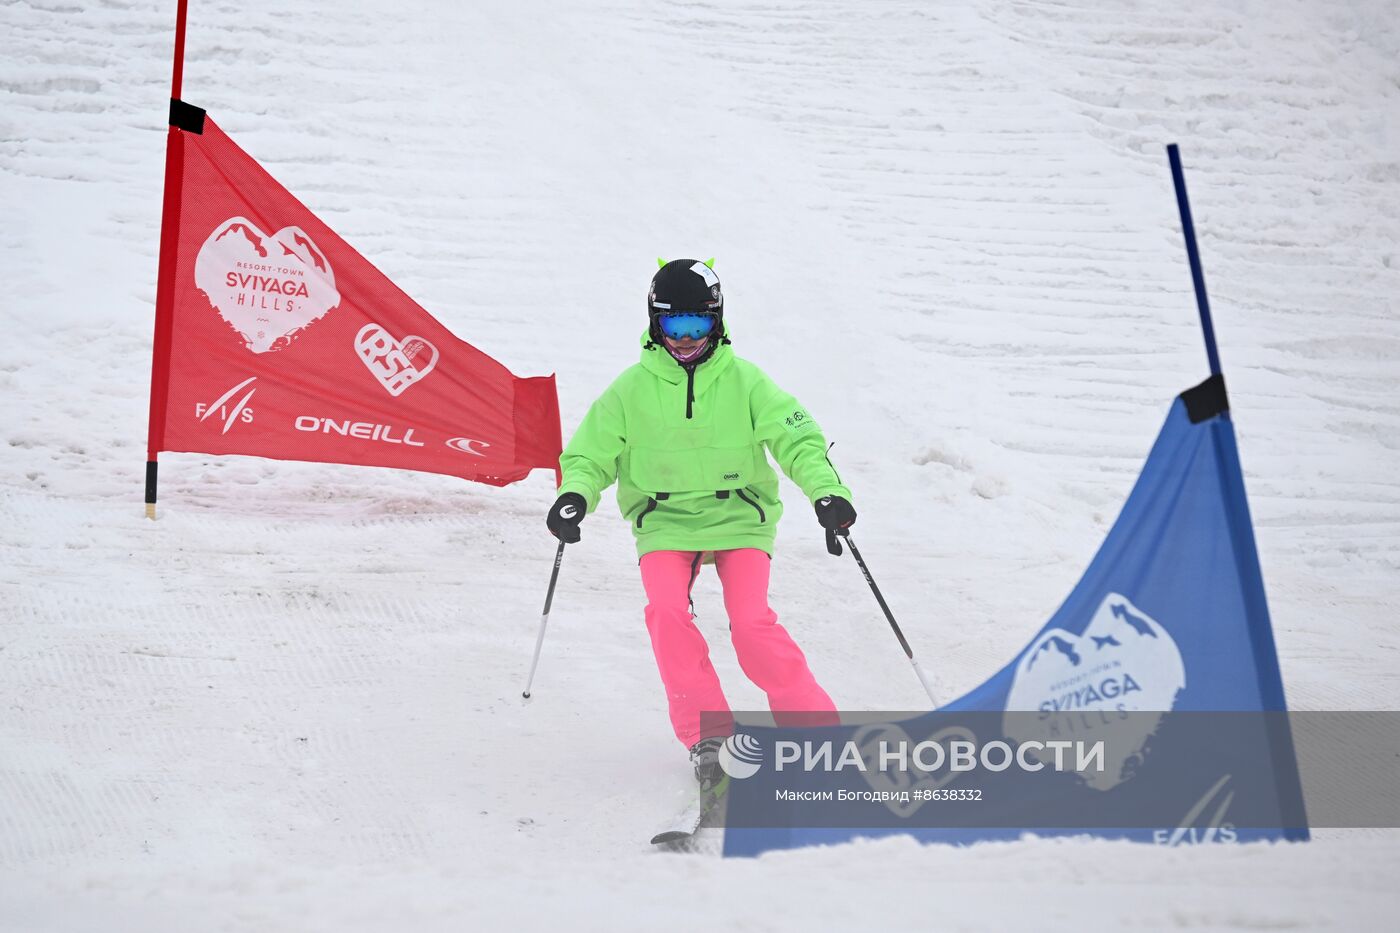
[522,538,567,699]
[828,529,939,707]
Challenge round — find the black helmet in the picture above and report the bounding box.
[647,258,724,344]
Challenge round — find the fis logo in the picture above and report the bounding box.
[195,377,257,434]
[1154,774,1238,846]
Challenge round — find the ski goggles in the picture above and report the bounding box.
[657,312,717,341]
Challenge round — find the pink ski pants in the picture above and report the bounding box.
[639,548,838,747]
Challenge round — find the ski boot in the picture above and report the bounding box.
[688,736,729,801]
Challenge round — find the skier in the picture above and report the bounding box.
[545,258,855,797]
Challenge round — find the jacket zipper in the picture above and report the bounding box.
[636,492,668,528]
[824,441,844,484]
[734,488,766,523]
[684,366,696,420]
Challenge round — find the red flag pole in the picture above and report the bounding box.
[144,0,191,519]
[169,0,188,99]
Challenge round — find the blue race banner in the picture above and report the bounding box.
[722,375,1310,856]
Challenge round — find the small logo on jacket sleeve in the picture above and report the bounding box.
[782,409,819,436]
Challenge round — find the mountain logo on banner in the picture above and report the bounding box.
[354,323,439,397]
[194,217,342,353]
[1004,592,1186,790]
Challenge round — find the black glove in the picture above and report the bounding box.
[814,495,856,532]
[546,492,587,543]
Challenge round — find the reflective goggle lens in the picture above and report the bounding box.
[658,313,716,341]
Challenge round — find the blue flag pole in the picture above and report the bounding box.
[1169,145,1308,839]
[1167,144,1223,377]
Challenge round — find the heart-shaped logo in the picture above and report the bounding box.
[194,217,341,353]
[1004,592,1186,791]
[354,322,439,397]
[852,721,979,817]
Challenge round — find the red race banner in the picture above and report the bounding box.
[146,114,561,492]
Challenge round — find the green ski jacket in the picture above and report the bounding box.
[558,331,852,556]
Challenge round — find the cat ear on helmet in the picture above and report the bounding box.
[656,257,667,269]
[703,257,716,269]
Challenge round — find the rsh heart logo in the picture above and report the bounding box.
[853,721,979,818]
[1004,592,1186,791]
[354,322,439,397]
[194,217,341,354]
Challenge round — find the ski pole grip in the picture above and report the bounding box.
[825,527,843,557]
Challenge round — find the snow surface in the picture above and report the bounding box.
[2,0,1399,929]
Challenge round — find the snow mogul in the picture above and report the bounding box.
[545,258,854,799]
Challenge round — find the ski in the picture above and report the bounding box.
[650,788,725,846]
[649,796,708,845]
